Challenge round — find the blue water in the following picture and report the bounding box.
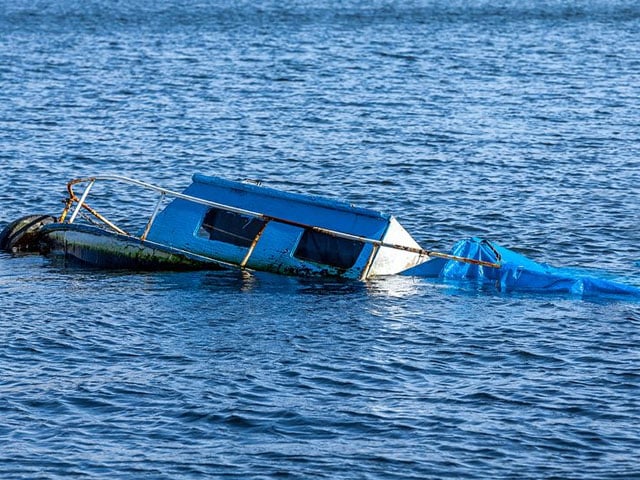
[2,1,640,478]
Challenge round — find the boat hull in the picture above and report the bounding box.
[40,224,224,270]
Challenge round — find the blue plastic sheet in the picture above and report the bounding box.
[402,238,640,298]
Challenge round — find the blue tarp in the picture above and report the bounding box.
[402,238,640,298]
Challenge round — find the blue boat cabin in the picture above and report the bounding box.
[146,174,425,279]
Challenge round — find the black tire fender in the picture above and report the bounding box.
[0,214,57,252]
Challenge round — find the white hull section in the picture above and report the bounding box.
[365,216,428,277]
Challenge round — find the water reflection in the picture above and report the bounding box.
[366,275,425,299]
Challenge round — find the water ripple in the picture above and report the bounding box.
[2,0,640,478]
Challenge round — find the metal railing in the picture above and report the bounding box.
[59,175,501,269]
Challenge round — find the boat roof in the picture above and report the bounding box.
[178,174,393,239]
[190,173,390,220]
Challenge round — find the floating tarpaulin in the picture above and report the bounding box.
[402,238,640,298]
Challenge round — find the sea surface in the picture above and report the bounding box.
[1,1,640,478]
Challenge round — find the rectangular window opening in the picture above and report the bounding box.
[198,208,266,248]
[294,229,364,270]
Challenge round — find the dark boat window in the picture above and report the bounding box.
[198,208,266,248]
[294,229,364,269]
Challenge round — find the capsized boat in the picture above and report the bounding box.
[1,174,442,277]
[1,174,639,298]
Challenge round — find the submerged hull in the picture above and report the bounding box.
[39,223,422,278]
[41,224,223,270]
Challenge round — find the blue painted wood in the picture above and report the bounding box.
[186,174,389,238]
[144,174,390,277]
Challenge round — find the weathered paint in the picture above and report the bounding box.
[144,175,391,279]
[40,223,222,270]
